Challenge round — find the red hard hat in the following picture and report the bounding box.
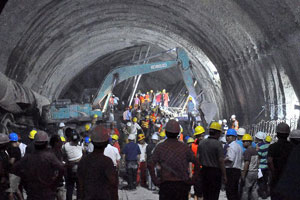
[91,125,110,143]
[165,119,180,134]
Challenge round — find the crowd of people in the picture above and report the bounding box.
[0,91,299,200]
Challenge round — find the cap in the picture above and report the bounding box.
[91,125,110,143]
[165,119,180,134]
[237,128,246,136]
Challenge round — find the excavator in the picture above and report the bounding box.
[43,47,216,125]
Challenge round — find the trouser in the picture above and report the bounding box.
[147,169,156,190]
[126,161,138,189]
[225,168,241,200]
[242,171,258,200]
[139,162,147,187]
[270,178,285,200]
[188,112,195,128]
[159,181,191,200]
[194,172,203,197]
[257,169,270,199]
[66,163,80,200]
[202,166,222,200]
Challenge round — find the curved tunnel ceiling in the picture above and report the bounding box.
[1,0,300,125]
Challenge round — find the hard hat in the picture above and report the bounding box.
[150,90,153,92]
[218,120,222,125]
[93,114,98,119]
[128,134,136,141]
[159,131,166,138]
[151,134,159,140]
[189,97,193,100]
[226,129,237,137]
[137,110,141,113]
[59,122,65,128]
[126,122,132,127]
[242,134,253,141]
[276,122,290,134]
[209,122,222,132]
[133,117,137,123]
[34,131,49,143]
[0,134,9,144]
[265,135,272,143]
[162,89,166,92]
[84,136,90,143]
[9,132,18,142]
[187,138,195,144]
[145,115,149,119]
[175,118,179,122]
[29,130,37,139]
[222,119,227,123]
[289,129,300,139]
[237,128,246,136]
[194,126,205,136]
[129,106,132,109]
[231,115,236,120]
[85,124,91,131]
[91,125,110,143]
[138,134,145,141]
[180,127,183,133]
[165,119,180,134]
[255,131,266,140]
[60,136,66,142]
[111,134,119,140]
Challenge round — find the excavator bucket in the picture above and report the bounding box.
[200,102,218,125]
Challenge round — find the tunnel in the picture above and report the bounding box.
[1,0,300,127]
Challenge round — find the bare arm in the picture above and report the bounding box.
[242,161,250,180]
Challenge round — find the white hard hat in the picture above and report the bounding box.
[231,115,236,119]
[126,122,132,127]
[137,110,141,113]
[237,128,246,136]
[255,131,266,140]
[151,134,159,140]
[222,119,227,123]
[59,122,65,128]
[128,134,136,140]
[175,118,179,122]
[204,135,209,139]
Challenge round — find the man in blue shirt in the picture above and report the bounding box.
[122,134,141,190]
[187,97,195,128]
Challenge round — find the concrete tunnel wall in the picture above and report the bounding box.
[0,0,300,125]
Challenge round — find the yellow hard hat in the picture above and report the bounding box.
[181,127,183,133]
[93,114,98,119]
[145,115,149,119]
[138,134,146,141]
[265,135,272,143]
[111,134,119,141]
[133,117,137,123]
[150,90,153,92]
[242,134,253,141]
[194,126,205,136]
[85,124,91,131]
[159,131,166,138]
[187,138,195,144]
[209,122,222,132]
[189,97,193,100]
[60,136,66,142]
[29,130,37,139]
[162,89,166,93]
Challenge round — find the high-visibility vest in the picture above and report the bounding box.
[141,120,149,129]
[145,95,150,102]
[150,114,156,123]
[191,142,198,157]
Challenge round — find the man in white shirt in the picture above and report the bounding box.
[137,134,148,187]
[131,117,142,135]
[224,129,243,200]
[104,143,121,168]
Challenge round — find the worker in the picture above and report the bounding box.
[123,107,131,122]
[155,91,162,106]
[131,117,142,136]
[289,129,300,146]
[187,97,195,128]
[134,94,140,109]
[122,122,133,140]
[257,134,272,199]
[163,90,169,108]
[111,134,120,153]
[145,92,150,109]
[187,137,194,147]
[197,122,227,200]
[224,129,243,200]
[113,95,119,110]
[83,136,91,153]
[148,119,199,200]
[25,129,37,154]
[17,135,27,158]
[109,95,115,110]
[0,134,10,200]
[110,121,120,137]
[236,127,256,152]
[222,119,228,132]
[84,123,91,137]
[13,131,64,200]
[121,134,141,190]
[58,122,65,137]
[104,136,121,168]
[230,115,239,130]
[62,129,84,200]
[6,133,23,200]
[137,134,148,188]
[91,114,98,127]
[159,130,167,143]
[241,134,259,200]
[255,131,266,147]
[78,125,118,200]
[268,123,293,200]
[146,133,159,191]
[141,115,151,142]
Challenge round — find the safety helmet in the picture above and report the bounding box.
[187,138,195,144]
[180,127,184,133]
[91,125,110,143]
[34,131,49,144]
[126,122,132,127]
[218,120,222,125]
[151,134,159,140]
[265,135,272,143]
[129,106,132,109]
[9,132,18,142]
[111,134,119,140]
[59,122,65,128]
[165,119,180,134]
[209,122,222,132]
[60,136,66,142]
[189,97,193,100]
[255,131,266,140]
[159,131,166,138]
[138,134,145,141]
[145,115,149,119]
[276,123,290,134]
[237,128,246,136]
[93,114,98,119]
[85,124,91,131]
[29,129,37,139]
[289,129,300,139]
[194,126,205,136]
[226,129,237,137]
[84,136,91,143]
[133,117,137,123]
[0,134,9,144]
[162,89,166,93]
[150,90,153,93]
[231,115,236,120]
[242,134,253,141]
[222,119,227,123]
[128,134,136,141]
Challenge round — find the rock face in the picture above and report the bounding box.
[0,0,300,125]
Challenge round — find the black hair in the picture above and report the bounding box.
[290,138,300,145]
[34,142,48,150]
[65,128,73,139]
[277,133,289,140]
[165,131,178,138]
[49,134,61,148]
[92,141,109,150]
[209,129,221,136]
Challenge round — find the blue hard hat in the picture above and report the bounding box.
[9,132,18,141]
[226,129,237,137]
[84,136,90,144]
[184,136,190,141]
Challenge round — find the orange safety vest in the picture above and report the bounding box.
[145,94,150,102]
[150,113,156,123]
[191,142,198,157]
[231,120,239,130]
[179,133,184,142]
